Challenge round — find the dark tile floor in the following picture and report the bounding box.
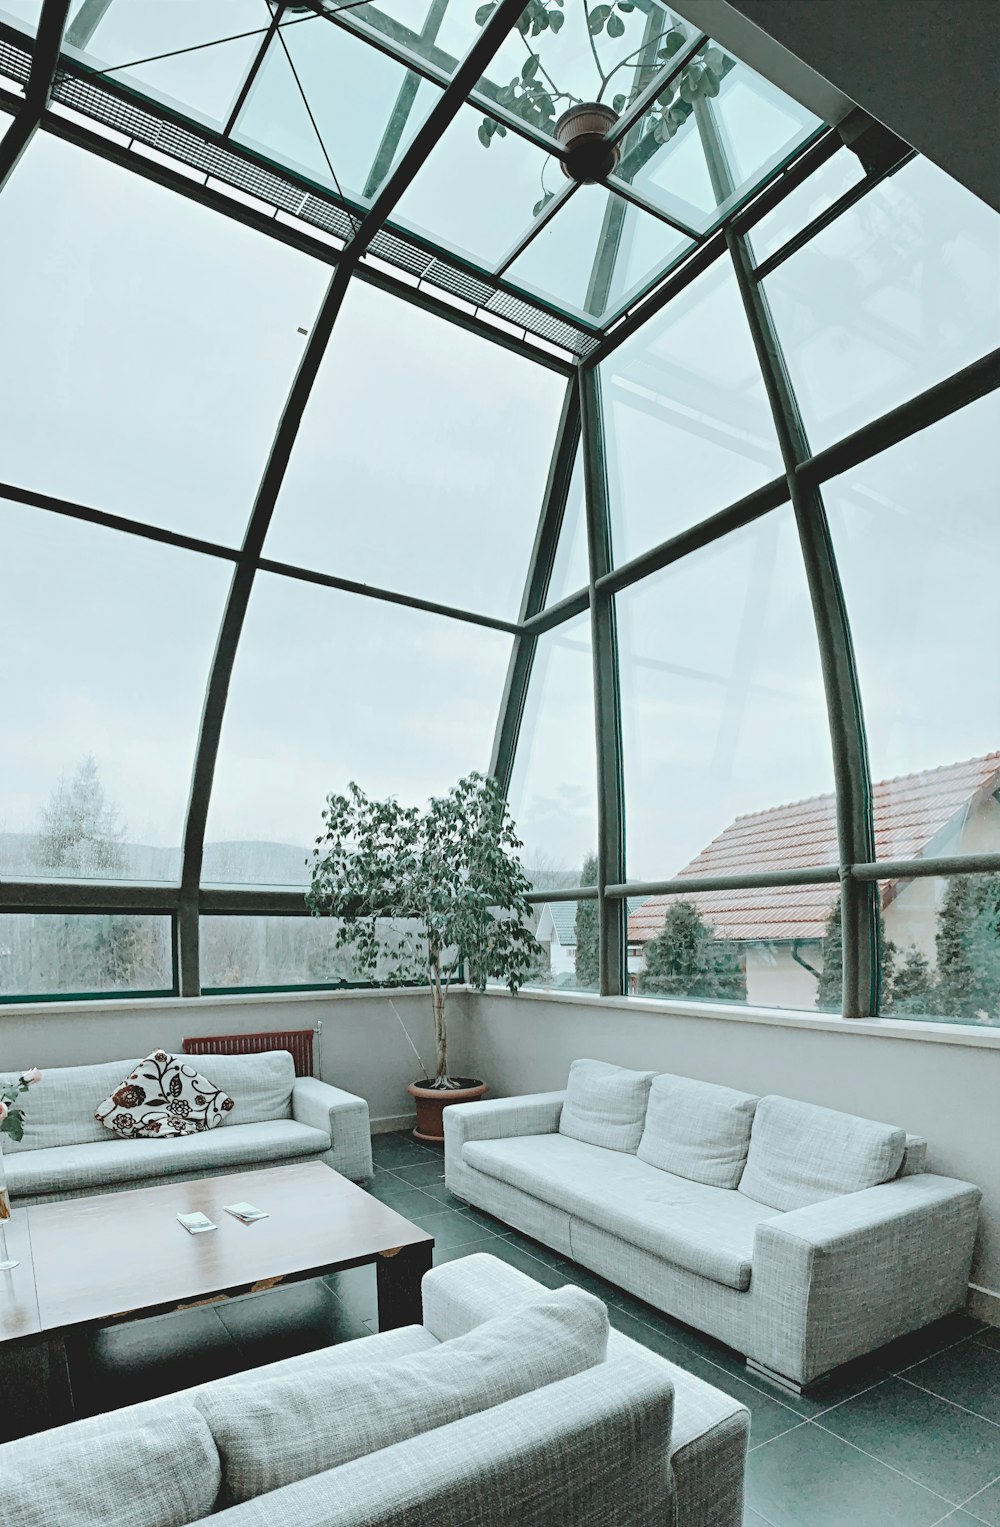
[5,1129,999,1527]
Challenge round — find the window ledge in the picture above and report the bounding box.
[481,986,1000,1051]
[0,986,441,1021]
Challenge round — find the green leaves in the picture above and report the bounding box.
[588,3,612,33]
[606,12,624,38]
[612,92,626,113]
[521,54,539,81]
[474,2,496,23]
[532,189,555,217]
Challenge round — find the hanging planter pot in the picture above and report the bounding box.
[555,103,620,183]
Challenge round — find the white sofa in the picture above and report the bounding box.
[0,1253,750,1527]
[444,1060,982,1392]
[0,1052,373,1200]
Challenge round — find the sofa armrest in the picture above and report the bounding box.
[421,1251,560,1343]
[752,1173,981,1386]
[443,1092,565,1152]
[291,1077,373,1181]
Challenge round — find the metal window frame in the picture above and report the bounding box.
[1,5,999,1012]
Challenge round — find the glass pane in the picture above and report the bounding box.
[0,1,40,37]
[205,573,512,884]
[234,15,440,204]
[764,156,1000,454]
[200,914,425,988]
[526,898,600,994]
[618,507,833,882]
[627,884,834,1010]
[825,394,1000,861]
[0,915,173,998]
[748,148,865,266]
[602,257,783,567]
[0,134,328,544]
[0,505,229,883]
[505,184,692,323]
[392,103,558,270]
[263,280,565,619]
[62,0,272,131]
[478,1,693,140]
[881,874,1000,1027]
[544,444,588,606]
[609,45,817,233]
[326,1,481,81]
[507,615,597,887]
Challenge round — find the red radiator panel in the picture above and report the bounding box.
[182,1029,316,1078]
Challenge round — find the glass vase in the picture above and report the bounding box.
[0,1136,17,1272]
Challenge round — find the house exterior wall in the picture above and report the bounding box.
[746,944,821,1009]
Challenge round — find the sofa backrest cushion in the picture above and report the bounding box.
[637,1073,759,1188]
[170,1051,295,1125]
[0,1051,294,1155]
[738,1095,907,1211]
[197,1286,609,1506]
[0,1060,145,1153]
[7,1408,221,1527]
[558,1059,656,1154]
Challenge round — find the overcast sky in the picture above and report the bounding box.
[1,104,997,886]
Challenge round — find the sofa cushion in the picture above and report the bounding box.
[637,1074,758,1189]
[197,1287,608,1505]
[738,1096,907,1211]
[8,1408,220,1527]
[96,1052,235,1139]
[464,1135,774,1290]
[0,1060,145,1153]
[558,1059,656,1155]
[4,1120,330,1199]
[181,1051,295,1126]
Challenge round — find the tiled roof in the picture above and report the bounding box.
[628,753,1000,947]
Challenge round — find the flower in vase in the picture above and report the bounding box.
[0,1102,7,1123]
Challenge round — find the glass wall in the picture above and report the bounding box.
[2,8,998,1021]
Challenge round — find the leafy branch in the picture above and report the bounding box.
[473,2,730,211]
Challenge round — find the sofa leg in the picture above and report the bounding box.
[745,1358,805,1397]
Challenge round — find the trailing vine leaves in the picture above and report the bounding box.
[307,774,539,1083]
[473,4,731,216]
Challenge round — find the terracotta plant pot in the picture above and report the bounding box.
[555,102,620,182]
[407,1078,488,1144]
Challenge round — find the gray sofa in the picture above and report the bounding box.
[444,1059,982,1391]
[0,1252,750,1527]
[0,1052,373,1200]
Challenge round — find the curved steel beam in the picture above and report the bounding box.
[177,0,530,993]
[490,377,581,795]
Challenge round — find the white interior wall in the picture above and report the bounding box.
[0,988,464,1131]
[466,989,1000,1306]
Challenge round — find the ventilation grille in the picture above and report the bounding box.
[0,32,600,360]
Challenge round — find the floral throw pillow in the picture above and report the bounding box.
[96,1051,235,1139]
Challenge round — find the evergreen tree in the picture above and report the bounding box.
[33,760,160,992]
[639,900,746,1000]
[573,853,600,990]
[883,946,936,1015]
[816,898,844,1010]
[936,874,1000,1021]
[38,756,127,876]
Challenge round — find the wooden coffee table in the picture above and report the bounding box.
[0,1161,433,1422]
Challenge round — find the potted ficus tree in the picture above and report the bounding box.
[307,773,540,1142]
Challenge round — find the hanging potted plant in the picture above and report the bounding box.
[307,773,540,1142]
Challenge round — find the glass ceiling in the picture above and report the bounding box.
[0,0,997,1017]
[0,0,820,330]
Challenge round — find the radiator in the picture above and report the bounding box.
[181,1027,319,1079]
